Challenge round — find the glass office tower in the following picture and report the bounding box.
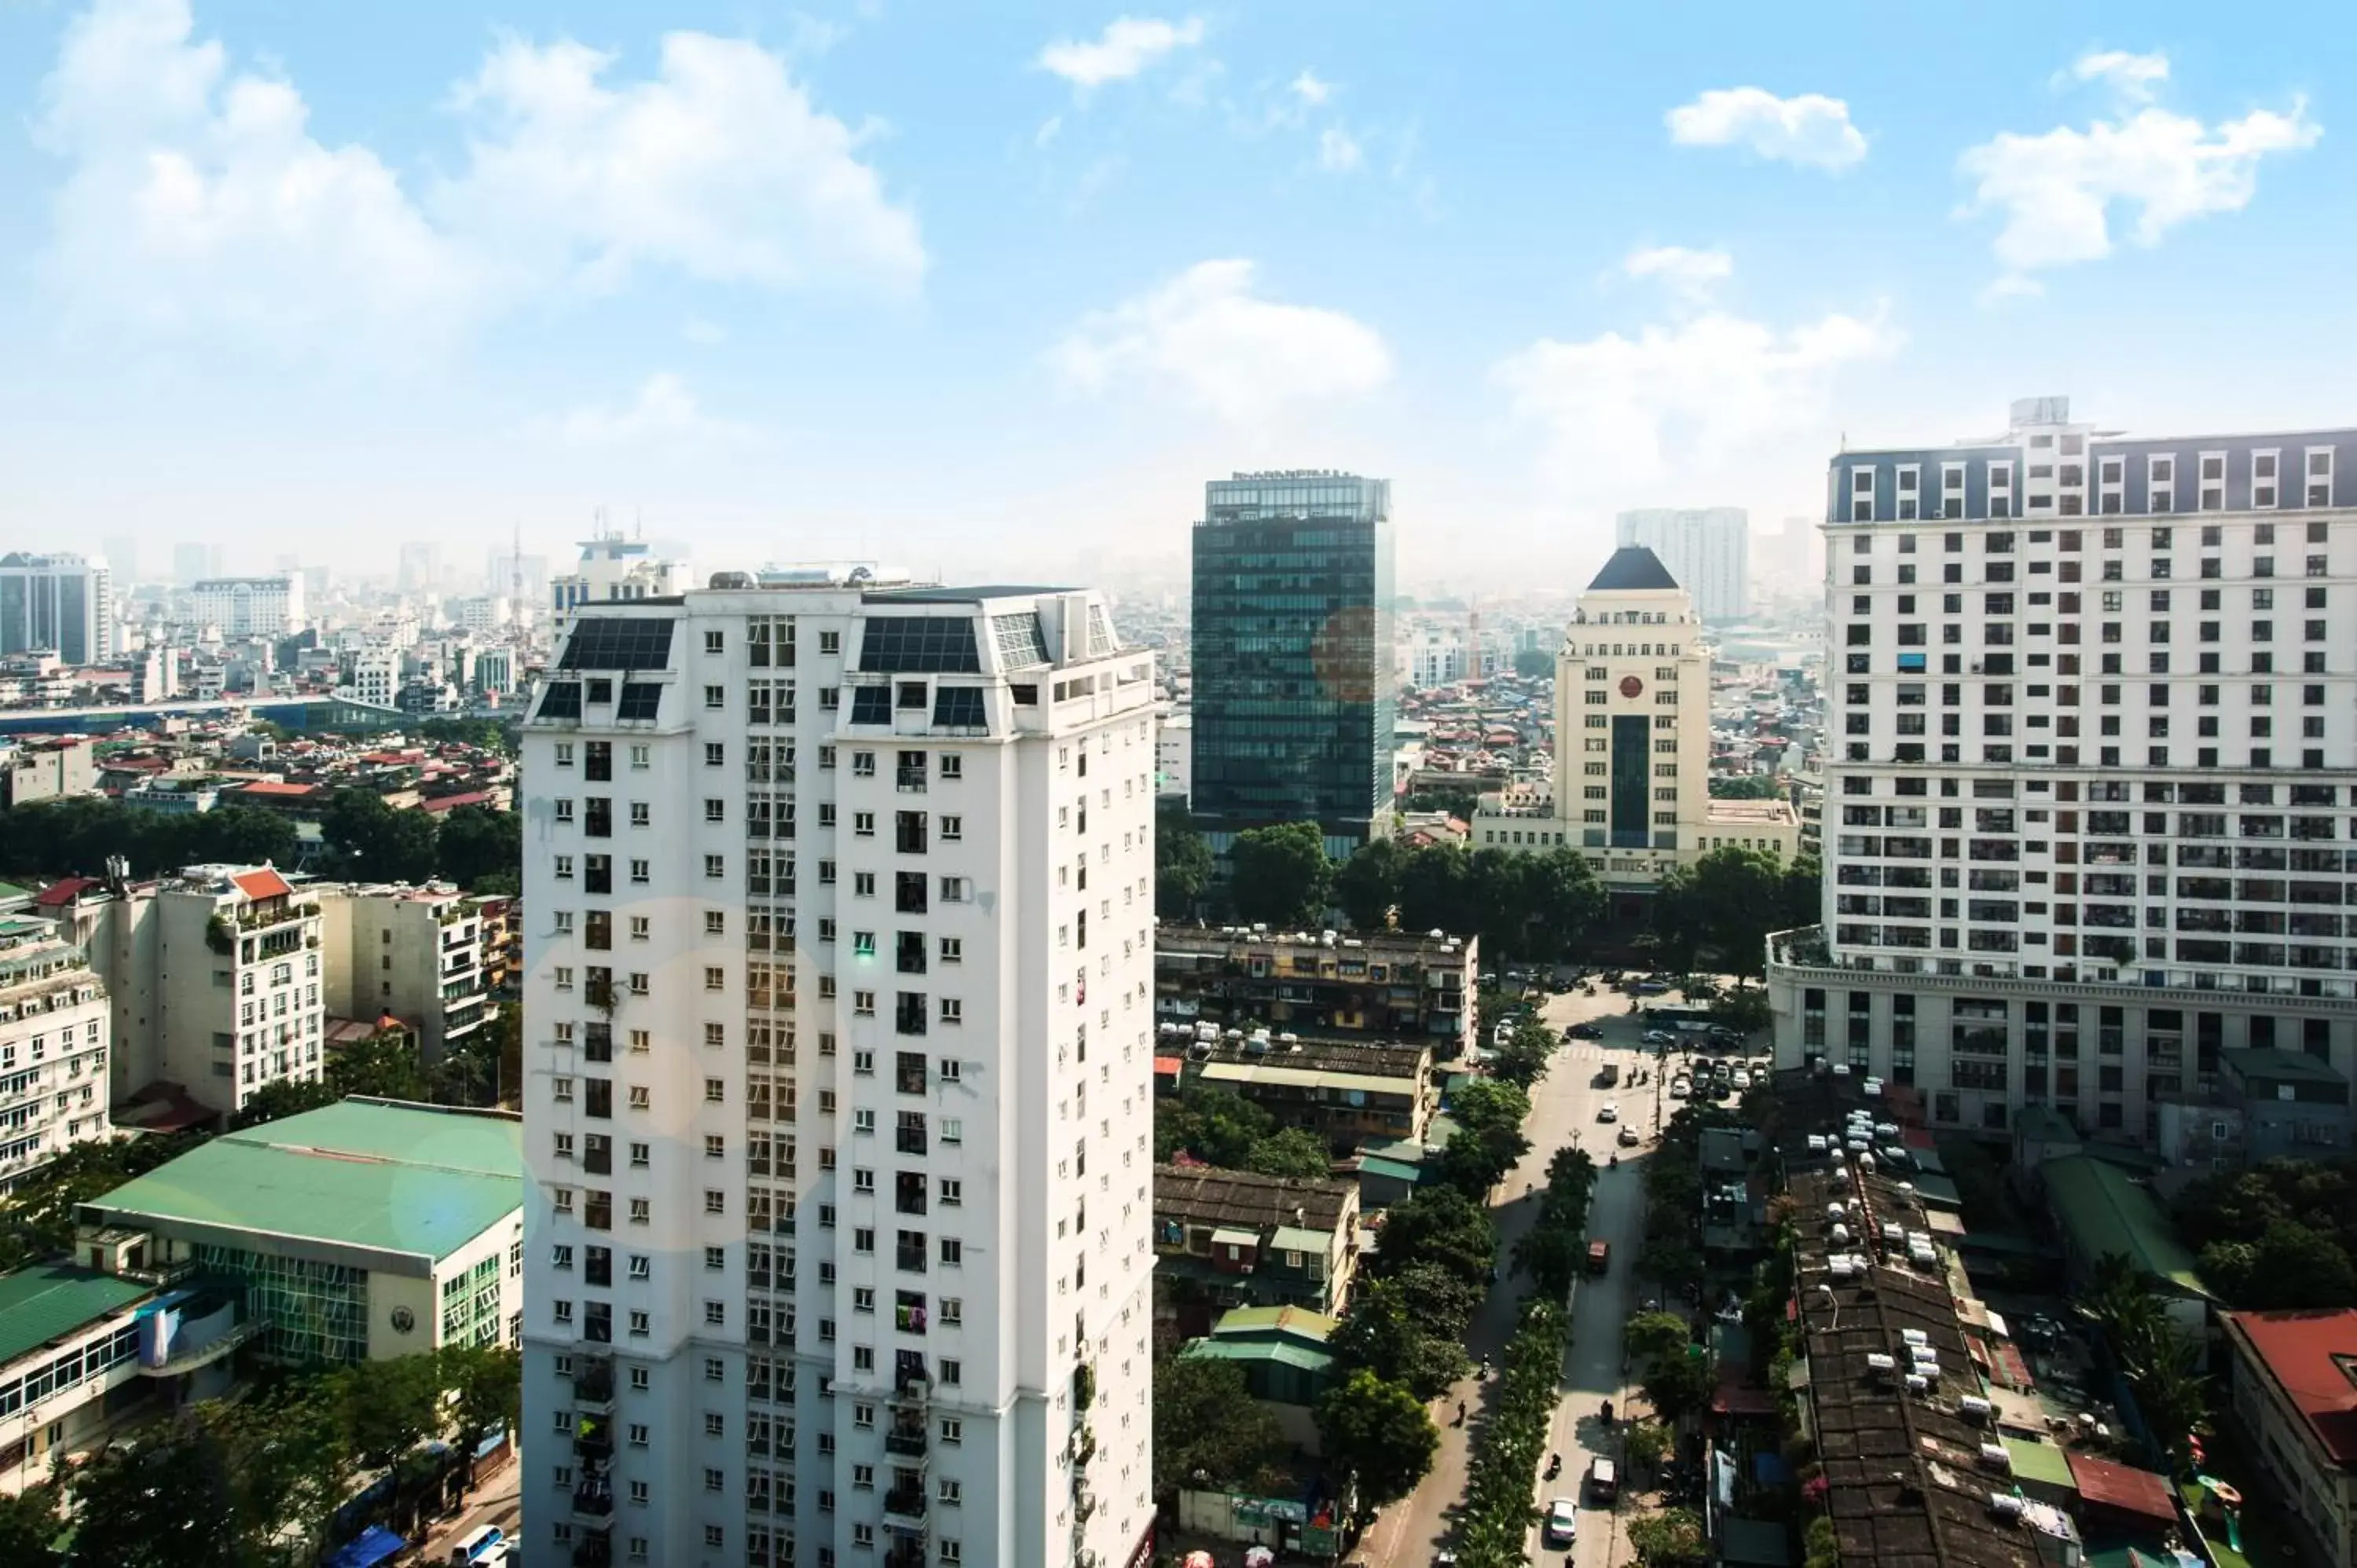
[1190,471,1396,859]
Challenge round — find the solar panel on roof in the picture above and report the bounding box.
[559,617,677,671]
[859,616,981,673]
[850,686,893,725]
[616,683,663,721]
[933,687,986,730]
[536,681,582,720]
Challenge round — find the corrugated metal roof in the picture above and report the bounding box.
[0,1263,153,1367]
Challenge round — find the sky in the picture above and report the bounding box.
[0,0,2350,593]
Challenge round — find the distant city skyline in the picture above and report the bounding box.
[1,2,2345,585]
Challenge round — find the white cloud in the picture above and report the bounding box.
[1317,126,1364,173]
[548,372,755,452]
[2071,49,2169,99]
[1289,69,1333,107]
[33,0,922,362]
[1666,86,1868,170]
[1049,258,1391,423]
[1035,113,1064,146]
[1622,245,1734,299]
[1958,86,2319,289]
[1496,305,1901,502]
[1036,16,1204,89]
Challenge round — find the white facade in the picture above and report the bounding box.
[51,866,325,1117]
[189,575,306,637]
[1154,711,1191,801]
[549,531,691,634]
[1769,399,2357,1141]
[1616,507,1750,621]
[317,884,490,1058]
[522,572,1158,1568]
[0,918,111,1193]
[1408,630,1467,690]
[345,643,402,709]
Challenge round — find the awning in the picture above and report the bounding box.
[323,1526,408,1568]
[1209,1226,1259,1250]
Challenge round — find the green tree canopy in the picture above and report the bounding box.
[1622,1421,1673,1471]
[1365,1185,1497,1288]
[1155,1083,1276,1167]
[1245,1126,1335,1181]
[1624,1310,1694,1362]
[0,1133,205,1272]
[1511,647,1553,680]
[327,1029,432,1101]
[1315,1368,1440,1507]
[1628,1508,1709,1566]
[321,789,440,884]
[1335,837,1404,932]
[1154,1355,1288,1496]
[1707,775,1783,800]
[0,797,298,886]
[1155,800,1214,919]
[227,1076,339,1130]
[434,805,521,891]
[1226,821,1333,929]
[1649,847,1820,980]
[2200,1219,2357,1310]
[1640,1346,1717,1427]
[0,1484,61,1566]
[1328,1266,1477,1400]
[64,1416,241,1568]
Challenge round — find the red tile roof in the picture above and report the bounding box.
[231,868,292,901]
[420,791,495,814]
[35,876,100,908]
[2225,1309,2357,1467]
[234,780,320,797]
[2065,1452,2178,1526]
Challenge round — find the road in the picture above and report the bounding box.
[1364,982,1673,1568]
[416,1452,522,1563]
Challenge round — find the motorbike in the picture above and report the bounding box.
[1600,1399,1615,1425]
[1609,1152,1618,1167]
[1545,1453,1562,1480]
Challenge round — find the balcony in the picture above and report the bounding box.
[571,1478,614,1523]
[570,1415,614,1461]
[896,768,928,793]
[575,1356,616,1414]
[882,1488,929,1531]
[885,1420,929,1460]
[570,1538,613,1568]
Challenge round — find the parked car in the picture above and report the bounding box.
[1597,1102,1618,1123]
[1642,1029,1674,1045]
[1544,1499,1579,1546]
[1618,1126,1642,1147]
[1668,1079,1690,1098]
[1588,1457,1619,1503]
[1567,1022,1604,1040]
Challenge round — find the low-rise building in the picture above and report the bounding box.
[2037,1154,2212,1344]
[1156,925,1476,1059]
[1178,1306,1341,1454]
[0,916,110,1193]
[1153,1164,1360,1321]
[76,1098,523,1363]
[315,882,490,1059]
[2222,1307,2357,1568]
[0,738,97,808]
[1185,1035,1431,1151]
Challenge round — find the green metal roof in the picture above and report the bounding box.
[2221,1046,2351,1089]
[2003,1436,2077,1490]
[1180,1337,1336,1376]
[85,1101,522,1267]
[1358,1156,1420,1183]
[1211,1305,1339,1343]
[0,1263,155,1368]
[2041,1155,2210,1299]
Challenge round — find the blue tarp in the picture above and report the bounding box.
[323,1524,408,1568]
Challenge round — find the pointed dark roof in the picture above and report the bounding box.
[1587,546,1681,592]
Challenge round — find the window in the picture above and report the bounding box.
[705,685,725,709]
[704,855,725,879]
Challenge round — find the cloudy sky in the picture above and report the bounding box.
[0,0,2347,589]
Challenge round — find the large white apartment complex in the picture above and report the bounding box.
[0,915,110,1193]
[1615,507,1750,621]
[189,574,306,637]
[522,570,1159,1568]
[1769,397,2357,1145]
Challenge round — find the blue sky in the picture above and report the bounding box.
[0,0,2348,590]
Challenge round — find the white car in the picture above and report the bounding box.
[1597,1102,1618,1123]
[1544,1497,1579,1546]
[1641,1029,1673,1045]
[1668,1079,1690,1099]
[1732,1068,1752,1090]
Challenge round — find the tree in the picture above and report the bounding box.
[1509,1225,1585,1298]
[1627,1508,1708,1566]
[228,1076,339,1130]
[1512,648,1552,680]
[2201,1220,2357,1310]
[1488,1017,1556,1090]
[1622,1421,1673,1472]
[1365,1185,1497,1288]
[1708,775,1783,800]
[435,805,522,891]
[332,1351,449,1469]
[1226,821,1332,929]
[1315,1369,1439,1507]
[1155,1083,1275,1168]
[0,1133,205,1272]
[1709,987,1772,1035]
[1153,1355,1287,1496]
[442,1343,524,1468]
[1155,801,1214,920]
[1450,1077,1531,1139]
[1395,843,1476,936]
[327,1029,433,1101]
[321,789,440,884]
[1246,1127,1334,1181]
[64,1416,241,1568]
[1625,1311,1694,1362]
[0,1484,60,1566]
[1335,837,1404,932]
[1640,1347,1717,1427]
[1434,1078,1533,1197]
[1329,1268,1475,1400]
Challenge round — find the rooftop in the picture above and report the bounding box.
[862,584,1072,604]
[1193,1036,1430,1079]
[2222,1309,2357,1468]
[1208,1304,1340,1344]
[2220,1046,2351,1090]
[1706,797,1801,826]
[2064,1452,2178,1528]
[0,1262,156,1368]
[82,1099,522,1270]
[1153,1164,1355,1235]
[1585,546,1681,594]
[1155,923,1473,962]
[2040,1156,2209,1299]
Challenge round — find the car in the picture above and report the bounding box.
[1544,1498,1579,1546]
[1732,1069,1752,1090]
[1434,1552,1460,1567]
[1617,1127,1642,1147]
[1642,1029,1673,1045]
[1668,1079,1689,1098]
[1567,1022,1603,1040]
[1596,1102,1618,1123]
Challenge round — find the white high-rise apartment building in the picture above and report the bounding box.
[1769,397,2357,1144]
[0,551,112,665]
[0,915,110,1195]
[522,570,1158,1568]
[1615,507,1750,621]
[190,574,306,636]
